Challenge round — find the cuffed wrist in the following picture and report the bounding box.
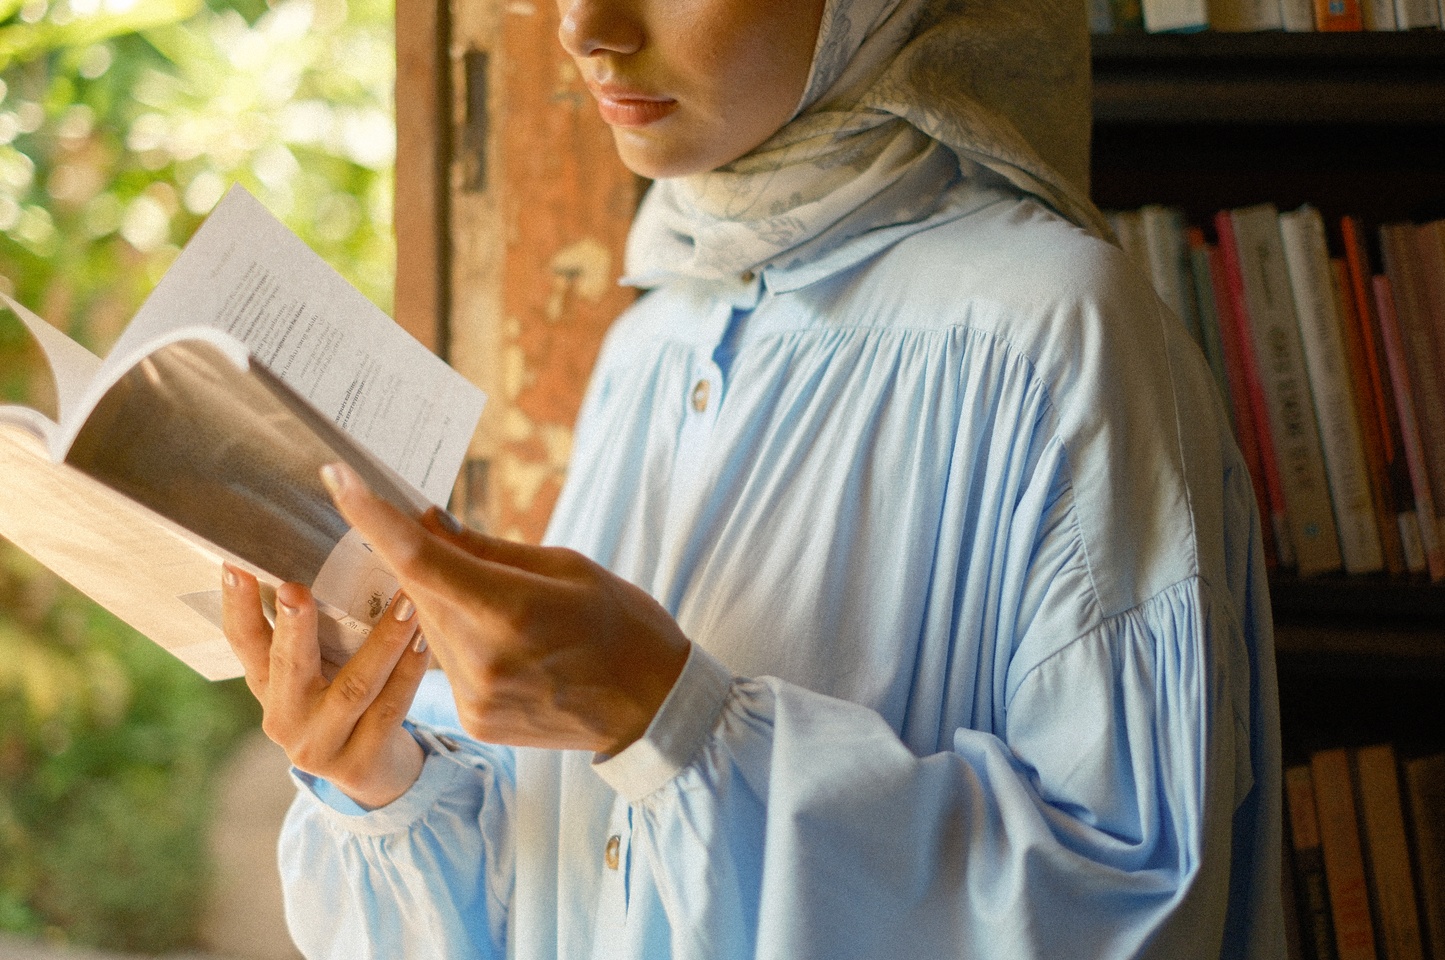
[591,643,735,802]
[291,725,482,836]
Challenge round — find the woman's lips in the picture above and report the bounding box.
[590,86,677,127]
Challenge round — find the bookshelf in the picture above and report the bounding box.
[1091,33,1445,232]
[1089,34,1445,765]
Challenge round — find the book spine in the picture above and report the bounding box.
[1111,0,1146,31]
[1287,765,1342,960]
[1353,745,1425,960]
[1403,754,1445,960]
[1284,0,1321,28]
[1361,0,1398,27]
[1283,838,1308,960]
[1278,208,1384,574]
[1213,216,1290,568]
[1089,0,1117,32]
[1142,206,1202,343]
[1334,258,1408,575]
[1410,221,1445,385]
[1339,217,1412,575]
[1373,275,1445,580]
[1379,224,1445,554]
[1393,0,1439,27]
[1188,228,1233,412]
[1210,0,1287,27]
[1315,0,1365,27]
[1312,749,1379,960]
[1226,204,1342,576]
[1143,0,1211,29]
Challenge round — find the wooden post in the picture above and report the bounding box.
[394,0,450,356]
[403,0,638,543]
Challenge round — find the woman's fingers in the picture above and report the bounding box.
[320,462,531,609]
[266,581,325,719]
[220,563,273,694]
[322,590,423,726]
[347,620,432,754]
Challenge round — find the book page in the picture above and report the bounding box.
[0,421,243,680]
[1,291,102,441]
[64,336,407,667]
[100,185,484,507]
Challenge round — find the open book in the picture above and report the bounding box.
[0,185,485,680]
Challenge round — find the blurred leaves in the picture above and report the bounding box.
[0,541,260,951]
[0,0,395,354]
[0,0,390,948]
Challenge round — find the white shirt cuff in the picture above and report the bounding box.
[591,643,735,802]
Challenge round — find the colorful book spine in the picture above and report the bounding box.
[1334,259,1412,575]
[1286,764,1341,960]
[1312,748,1379,960]
[1278,207,1383,574]
[1335,216,1416,572]
[1354,745,1425,960]
[1211,224,1289,568]
[1219,204,1341,576]
[1372,275,1445,581]
[1340,217,1416,575]
[1315,0,1365,27]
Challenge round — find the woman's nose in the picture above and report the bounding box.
[557,0,644,57]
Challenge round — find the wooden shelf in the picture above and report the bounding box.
[1270,576,1445,674]
[1091,32,1445,124]
[1269,573,1445,623]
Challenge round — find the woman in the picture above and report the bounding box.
[221,0,1285,956]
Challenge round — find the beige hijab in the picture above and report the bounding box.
[624,0,1108,285]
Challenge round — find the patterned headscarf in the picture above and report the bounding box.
[624,0,1108,286]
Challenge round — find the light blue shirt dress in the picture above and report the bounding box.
[279,171,1285,960]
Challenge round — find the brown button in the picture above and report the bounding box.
[740,269,756,283]
[605,835,621,870]
[690,379,710,412]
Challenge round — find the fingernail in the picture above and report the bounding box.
[412,632,428,654]
[392,595,415,622]
[436,509,463,535]
[319,463,349,498]
[222,565,238,587]
[277,596,299,616]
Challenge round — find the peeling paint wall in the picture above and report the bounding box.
[427,0,637,543]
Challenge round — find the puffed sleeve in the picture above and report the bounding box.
[277,672,516,960]
[593,565,1277,960]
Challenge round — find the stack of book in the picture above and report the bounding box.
[1284,746,1445,960]
[1106,202,1445,581]
[1092,0,1439,34]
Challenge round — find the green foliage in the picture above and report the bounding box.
[0,0,393,949]
[0,541,260,951]
[0,0,395,355]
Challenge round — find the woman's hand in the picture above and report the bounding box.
[319,462,692,756]
[221,566,431,809]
